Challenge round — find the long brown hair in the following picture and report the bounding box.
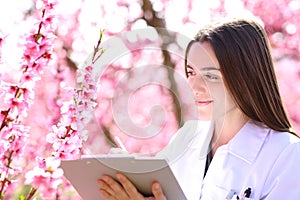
[185,18,297,136]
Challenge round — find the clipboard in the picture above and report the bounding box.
[60,155,187,200]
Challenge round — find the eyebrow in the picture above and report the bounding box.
[186,65,220,71]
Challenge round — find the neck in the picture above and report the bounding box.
[211,108,249,157]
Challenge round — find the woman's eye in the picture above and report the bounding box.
[202,73,221,81]
[186,70,196,77]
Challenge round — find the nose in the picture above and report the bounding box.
[189,75,208,95]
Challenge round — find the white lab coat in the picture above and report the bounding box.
[156,120,300,200]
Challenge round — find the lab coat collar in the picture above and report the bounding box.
[227,120,271,164]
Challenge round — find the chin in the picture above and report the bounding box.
[198,113,212,121]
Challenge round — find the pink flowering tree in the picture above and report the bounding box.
[0,0,58,198]
[1,0,106,197]
[24,54,103,199]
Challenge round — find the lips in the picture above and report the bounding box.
[196,100,213,106]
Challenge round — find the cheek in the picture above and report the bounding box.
[187,77,194,87]
[208,85,226,102]
[208,85,236,115]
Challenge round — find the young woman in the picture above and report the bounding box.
[97,18,300,200]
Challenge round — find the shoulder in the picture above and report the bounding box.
[227,120,299,164]
[266,129,300,153]
[261,131,300,198]
[271,129,300,157]
[260,128,300,178]
[256,123,300,163]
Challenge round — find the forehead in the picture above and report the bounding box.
[186,42,220,70]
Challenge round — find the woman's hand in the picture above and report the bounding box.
[98,173,167,200]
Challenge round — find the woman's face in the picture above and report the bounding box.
[186,42,236,121]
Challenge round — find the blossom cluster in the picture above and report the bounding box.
[46,64,99,160]
[25,157,64,199]
[0,0,57,198]
[45,30,104,161]
[24,34,102,198]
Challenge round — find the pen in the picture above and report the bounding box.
[244,188,251,198]
[240,187,251,199]
[114,136,128,152]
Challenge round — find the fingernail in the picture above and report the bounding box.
[116,173,123,181]
[102,176,110,183]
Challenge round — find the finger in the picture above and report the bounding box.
[102,175,129,199]
[98,179,115,196]
[145,197,155,200]
[116,173,143,198]
[99,188,116,200]
[152,182,167,200]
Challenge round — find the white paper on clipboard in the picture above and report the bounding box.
[60,154,187,200]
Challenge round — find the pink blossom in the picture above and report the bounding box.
[47,123,82,160]
[37,0,58,10]
[0,124,29,154]
[20,71,41,85]
[25,156,63,198]
[3,88,31,118]
[0,124,29,195]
